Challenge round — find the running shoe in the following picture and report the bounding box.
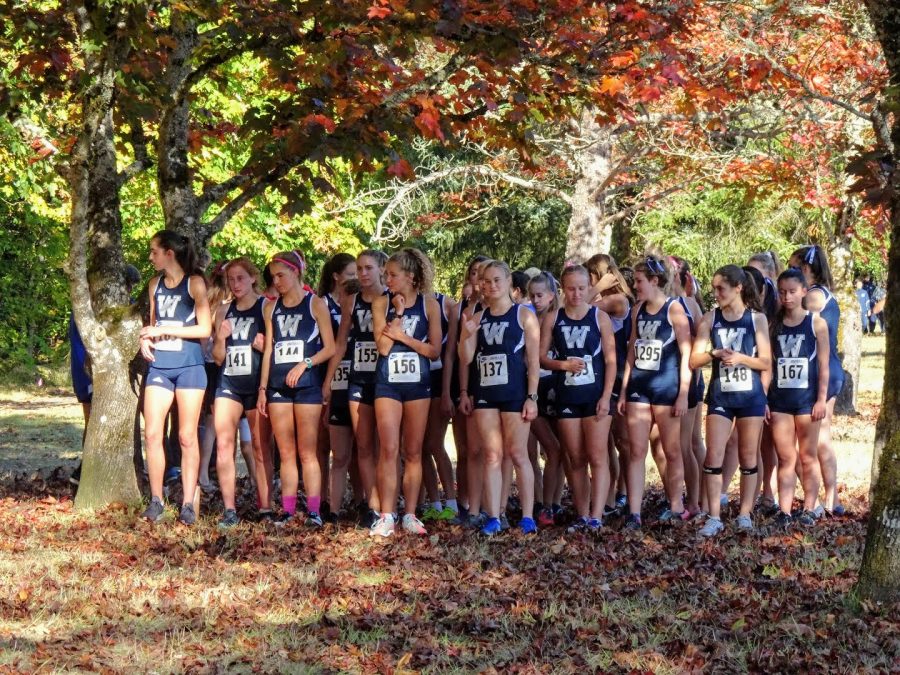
[436,506,458,520]
[587,518,602,530]
[218,509,239,529]
[567,517,589,534]
[401,513,427,535]
[178,503,196,526]
[421,506,441,522]
[141,497,165,522]
[499,513,510,531]
[273,512,294,527]
[463,512,487,529]
[603,505,618,519]
[256,510,276,524]
[369,514,395,538]
[537,508,555,527]
[659,509,686,523]
[481,517,502,536]
[813,505,825,519]
[796,509,817,526]
[719,493,729,508]
[735,514,754,532]
[198,480,217,496]
[164,467,182,484]
[306,512,324,528]
[698,517,724,538]
[450,508,469,525]
[324,510,339,525]
[360,509,379,529]
[623,514,642,531]
[773,511,793,529]
[520,517,538,535]
[615,493,627,509]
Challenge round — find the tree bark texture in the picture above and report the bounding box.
[68,3,142,509]
[829,222,861,415]
[858,0,900,603]
[564,112,613,261]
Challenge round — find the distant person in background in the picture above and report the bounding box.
[855,279,871,335]
[70,264,141,486]
[870,282,886,334]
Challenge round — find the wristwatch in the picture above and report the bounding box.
[304,357,314,369]
[527,393,538,402]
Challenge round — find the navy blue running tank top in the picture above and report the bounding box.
[474,304,526,404]
[152,275,203,368]
[626,298,680,400]
[810,284,844,398]
[707,308,766,408]
[349,292,380,384]
[376,293,430,386]
[768,311,819,412]
[219,297,265,394]
[552,306,605,406]
[269,293,322,390]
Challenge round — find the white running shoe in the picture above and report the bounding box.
[369,514,395,538]
[401,513,427,535]
[698,517,724,538]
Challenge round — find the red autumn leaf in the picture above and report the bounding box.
[387,157,414,180]
[367,5,391,19]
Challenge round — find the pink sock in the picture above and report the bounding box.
[282,495,297,515]
[307,496,321,515]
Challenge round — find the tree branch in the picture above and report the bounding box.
[116,120,152,188]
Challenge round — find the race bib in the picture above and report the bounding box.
[634,339,662,371]
[273,339,304,365]
[332,359,350,391]
[154,320,183,352]
[478,353,508,387]
[353,341,377,373]
[564,355,595,386]
[224,345,251,376]
[720,364,752,392]
[777,357,808,390]
[388,352,421,383]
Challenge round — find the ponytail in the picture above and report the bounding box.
[152,230,204,279]
[792,245,834,290]
[388,247,434,293]
[714,264,762,312]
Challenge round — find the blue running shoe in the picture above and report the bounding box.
[481,517,502,536]
[520,517,538,534]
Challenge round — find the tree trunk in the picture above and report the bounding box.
[157,13,203,240]
[858,0,900,604]
[68,3,143,509]
[829,211,860,415]
[564,113,612,261]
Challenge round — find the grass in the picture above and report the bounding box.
[0,335,897,672]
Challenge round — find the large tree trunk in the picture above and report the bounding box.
[69,3,142,509]
[857,0,900,603]
[564,113,613,261]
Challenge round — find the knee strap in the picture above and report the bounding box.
[703,465,723,475]
[740,465,759,476]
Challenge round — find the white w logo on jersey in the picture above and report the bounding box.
[356,309,373,333]
[482,321,509,345]
[637,320,660,340]
[777,333,805,358]
[561,325,589,349]
[231,317,255,341]
[717,327,746,351]
[157,295,181,319]
[277,315,301,337]
[401,315,420,337]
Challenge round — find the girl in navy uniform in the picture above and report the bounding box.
[460,260,541,535]
[317,253,356,521]
[257,250,335,526]
[140,231,212,525]
[586,254,633,516]
[691,265,772,537]
[210,257,268,527]
[790,245,844,515]
[370,249,442,537]
[453,256,490,528]
[768,269,829,526]
[324,249,387,526]
[528,272,565,527]
[619,256,692,529]
[541,265,617,532]
[669,257,704,518]
[421,291,461,522]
